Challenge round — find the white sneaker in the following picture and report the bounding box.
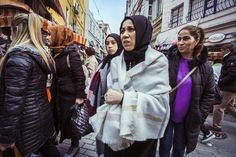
[201,131,216,143]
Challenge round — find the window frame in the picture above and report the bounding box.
[170,4,184,28]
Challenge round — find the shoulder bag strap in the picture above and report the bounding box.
[170,66,197,93]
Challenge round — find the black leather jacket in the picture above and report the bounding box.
[0,45,54,157]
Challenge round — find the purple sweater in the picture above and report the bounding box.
[172,58,192,123]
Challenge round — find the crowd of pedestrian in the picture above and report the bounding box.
[0,11,235,157]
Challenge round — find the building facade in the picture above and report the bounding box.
[150,0,163,45]
[0,0,65,40]
[156,0,236,53]
[125,0,150,18]
[50,0,88,36]
[125,0,163,46]
[48,0,66,25]
[66,0,88,36]
[86,10,110,60]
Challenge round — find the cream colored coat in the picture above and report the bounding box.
[90,47,171,151]
[84,55,98,78]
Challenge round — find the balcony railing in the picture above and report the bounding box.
[186,0,236,22]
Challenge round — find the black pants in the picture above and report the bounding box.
[104,139,157,157]
[2,140,60,157]
[38,139,60,157]
[71,133,79,147]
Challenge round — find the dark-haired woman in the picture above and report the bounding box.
[90,15,170,157]
[84,47,98,79]
[87,33,123,156]
[159,25,215,157]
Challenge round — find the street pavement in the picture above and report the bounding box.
[57,114,236,157]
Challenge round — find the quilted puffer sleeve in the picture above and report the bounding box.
[0,53,31,144]
[70,51,85,98]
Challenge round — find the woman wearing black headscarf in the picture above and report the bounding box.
[89,15,171,157]
[87,33,123,116]
[87,33,123,156]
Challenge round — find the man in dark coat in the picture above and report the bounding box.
[212,42,236,138]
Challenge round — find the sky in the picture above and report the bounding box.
[89,0,126,34]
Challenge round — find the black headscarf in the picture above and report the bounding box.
[101,33,123,69]
[120,15,153,65]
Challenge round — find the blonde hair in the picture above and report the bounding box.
[0,13,55,73]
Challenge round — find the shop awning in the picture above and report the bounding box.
[208,52,223,60]
[155,29,177,45]
[0,0,65,24]
[0,0,31,27]
[73,33,86,46]
[0,0,31,12]
[155,29,177,51]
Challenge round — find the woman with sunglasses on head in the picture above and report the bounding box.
[159,25,215,157]
[90,15,170,157]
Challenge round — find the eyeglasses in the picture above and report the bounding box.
[177,36,191,42]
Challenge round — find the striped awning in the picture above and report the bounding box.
[0,8,18,27]
[0,0,31,12]
[73,33,86,46]
[208,52,223,60]
[0,0,31,27]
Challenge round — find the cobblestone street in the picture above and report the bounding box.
[58,114,236,157]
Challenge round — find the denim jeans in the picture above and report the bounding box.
[159,121,186,157]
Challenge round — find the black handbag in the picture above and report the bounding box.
[71,104,92,137]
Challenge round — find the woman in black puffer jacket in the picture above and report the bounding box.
[159,25,215,157]
[0,13,56,157]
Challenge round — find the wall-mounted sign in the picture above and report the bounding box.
[208,33,225,43]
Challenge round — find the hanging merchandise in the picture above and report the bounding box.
[208,52,223,60]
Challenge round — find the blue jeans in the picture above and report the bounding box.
[159,121,186,157]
